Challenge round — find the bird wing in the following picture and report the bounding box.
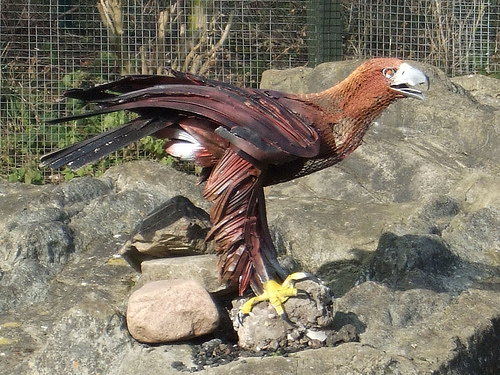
[42,72,320,169]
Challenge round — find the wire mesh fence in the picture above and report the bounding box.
[343,0,500,76]
[0,0,324,183]
[0,0,498,184]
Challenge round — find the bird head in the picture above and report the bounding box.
[352,58,430,101]
[320,58,430,122]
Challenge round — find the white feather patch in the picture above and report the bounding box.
[165,141,203,161]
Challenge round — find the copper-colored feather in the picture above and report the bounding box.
[40,58,429,295]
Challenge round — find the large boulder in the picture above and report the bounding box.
[1,60,500,374]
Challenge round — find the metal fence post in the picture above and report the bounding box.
[308,0,343,65]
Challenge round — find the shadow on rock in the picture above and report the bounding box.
[359,232,500,295]
[359,232,460,293]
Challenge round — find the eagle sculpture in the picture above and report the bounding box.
[41,58,429,319]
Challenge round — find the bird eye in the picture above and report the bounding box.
[383,68,397,79]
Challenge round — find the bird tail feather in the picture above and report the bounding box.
[40,117,174,170]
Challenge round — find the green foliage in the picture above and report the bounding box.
[60,165,99,181]
[0,69,184,184]
[7,164,44,185]
[1,70,97,183]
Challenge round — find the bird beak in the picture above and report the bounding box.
[390,63,430,100]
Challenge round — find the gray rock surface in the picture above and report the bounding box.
[120,195,214,270]
[0,61,500,373]
[140,255,225,294]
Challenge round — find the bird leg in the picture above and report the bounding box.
[204,148,313,322]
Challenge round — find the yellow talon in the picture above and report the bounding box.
[240,272,310,317]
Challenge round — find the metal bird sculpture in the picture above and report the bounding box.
[41,58,429,319]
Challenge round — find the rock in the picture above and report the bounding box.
[443,207,500,267]
[120,195,213,270]
[232,277,334,351]
[0,260,53,311]
[28,308,130,374]
[359,232,460,291]
[1,61,500,374]
[107,344,197,375]
[331,282,500,374]
[0,161,217,374]
[127,280,220,343]
[260,60,365,94]
[103,160,210,211]
[326,324,359,347]
[55,175,115,207]
[452,73,500,107]
[140,254,231,295]
[0,182,74,272]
